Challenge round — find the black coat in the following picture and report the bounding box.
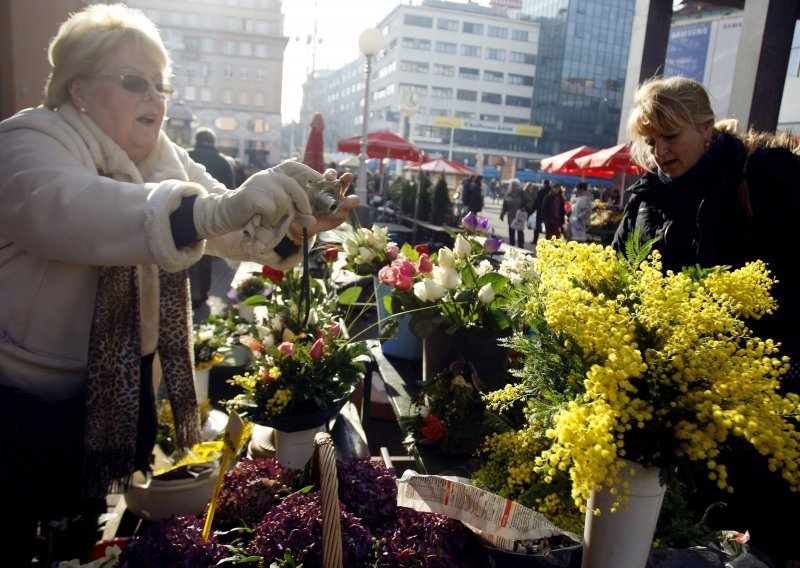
[189,144,236,189]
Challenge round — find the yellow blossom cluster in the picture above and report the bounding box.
[512,239,800,513]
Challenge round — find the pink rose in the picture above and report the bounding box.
[385,243,400,260]
[378,259,417,291]
[278,341,295,356]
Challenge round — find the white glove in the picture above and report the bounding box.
[193,161,320,241]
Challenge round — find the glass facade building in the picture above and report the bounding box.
[517,0,634,155]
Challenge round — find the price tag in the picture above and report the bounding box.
[202,411,244,540]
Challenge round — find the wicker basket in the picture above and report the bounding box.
[312,432,343,568]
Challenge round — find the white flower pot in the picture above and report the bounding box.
[274,424,326,470]
[124,466,218,521]
[194,366,210,403]
[581,459,666,568]
[238,302,255,323]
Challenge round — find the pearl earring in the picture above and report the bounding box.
[704,139,710,150]
[80,106,87,113]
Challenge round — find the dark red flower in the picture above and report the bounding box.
[323,244,340,262]
[421,415,447,441]
[261,265,285,282]
[414,243,429,256]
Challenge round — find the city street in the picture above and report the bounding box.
[470,194,539,256]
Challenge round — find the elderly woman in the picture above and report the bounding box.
[0,5,356,564]
[499,178,531,247]
[612,75,800,566]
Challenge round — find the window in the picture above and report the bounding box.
[457,89,477,102]
[201,38,214,53]
[402,37,431,50]
[458,67,479,80]
[238,90,249,105]
[224,64,234,79]
[484,70,504,82]
[455,110,476,119]
[239,42,252,57]
[480,113,500,121]
[240,67,250,80]
[512,30,529,42]
[400,60,429,73]
[433,64,454,77]
[506,95,532,107]
[462,22,483,35]
[481,92,502,104]
[254,91,265,106]
[435,42,456,54]
[431,87,452,99]
[461,45,481,57]
[430,107,451,117]
[222,88,233,104]
[223,40,235,55]
[200,87,211,102]
[510,51,536,65]
[255,44,268,58]
[437,18,458,31]
[508,73,534,86]
[488,26,507,39]
[255,68,265,81]
[404,14,432,27]
[183,85,196,101]
[486,48,506,61]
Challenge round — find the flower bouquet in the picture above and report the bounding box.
[402,361,506,455]
[480,236,800,565]
[225,266,368,431]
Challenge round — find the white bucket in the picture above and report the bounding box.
[274,425,326,470]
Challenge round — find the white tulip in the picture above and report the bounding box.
[478,283,495,304]
[414,278,446,302]
[437,247,456,269]
[454,234,472,259]
[433,266,461,290]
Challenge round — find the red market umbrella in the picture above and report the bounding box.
[405,158,476,175]
[573,143,645,176]
[336,130,423,162]
[540,145,598,175]
[302,112,326,174]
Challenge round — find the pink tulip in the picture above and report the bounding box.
[385,243,400,260]
[417,253,433,274]
[278,341,295,356]
[309,338,325,361]
[329,323,342,337]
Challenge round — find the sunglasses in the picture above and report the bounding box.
[87,73,174,98]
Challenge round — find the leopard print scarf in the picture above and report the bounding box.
[59,105,201,498]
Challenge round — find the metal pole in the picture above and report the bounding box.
[356,54,373,207]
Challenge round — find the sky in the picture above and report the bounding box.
[280,0,491,124]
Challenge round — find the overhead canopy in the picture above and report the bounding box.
[336,130,423,162]
[540,145,598,175]
[573,143,645,177]
[405,158,476,175]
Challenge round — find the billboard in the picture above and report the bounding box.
[665,22,711,82]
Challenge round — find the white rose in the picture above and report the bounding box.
[433,266,461,290]
[437,247,456,269]
[356,246,376,264]
[414,278,446,302]
[478,282,495,304]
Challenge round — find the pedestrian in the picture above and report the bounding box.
[568,181,592,242]
[468,174,484,214]
[188,127,236,309]
[499,178,531,247]
[0,5,358,565]
[540,183,566,240]
[530,179,551,244]
[612,75,800,566]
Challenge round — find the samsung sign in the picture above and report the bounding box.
[664,22,711,82]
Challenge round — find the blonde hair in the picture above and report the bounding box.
[628,76,716,170]
[44,3,170,109]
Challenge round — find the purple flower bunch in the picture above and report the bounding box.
[249,491,375,567]
[337,457,397,528]
[210,457,299,530]
[461,212,502,254]
[374,506,488,568]
[117,515,227,568]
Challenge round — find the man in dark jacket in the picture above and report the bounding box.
[188,128,236,309]
[530,179,551,244]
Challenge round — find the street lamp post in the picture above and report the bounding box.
[356,28,384,217]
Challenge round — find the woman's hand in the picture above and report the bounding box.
[295,171,358,238]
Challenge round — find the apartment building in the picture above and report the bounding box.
[126,0,287,169]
